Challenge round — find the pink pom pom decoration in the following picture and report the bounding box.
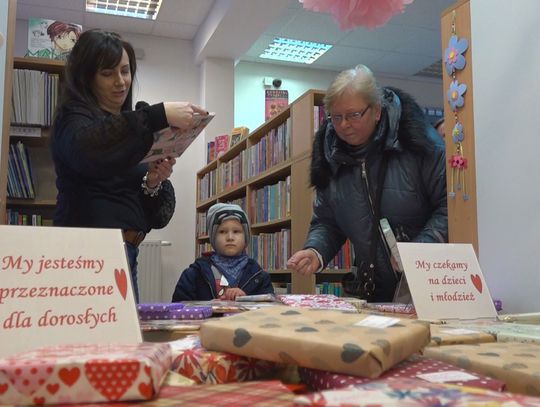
[300,0,414,31]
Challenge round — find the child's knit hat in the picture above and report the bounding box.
[206,203,250,250]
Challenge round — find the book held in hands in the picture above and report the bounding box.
[141,113,215,163]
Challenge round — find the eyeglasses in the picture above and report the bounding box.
[329,105,371,124]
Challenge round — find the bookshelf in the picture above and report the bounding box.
[195,89,352,294]
[0,56,63,225]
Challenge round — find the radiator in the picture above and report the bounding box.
[137,240,170,303]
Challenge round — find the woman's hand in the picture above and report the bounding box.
[287,249,321,275]
[163,102,208,129]
[220,287,246,301]
[146,157,176,188]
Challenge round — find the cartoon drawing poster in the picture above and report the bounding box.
[27,18,82,60]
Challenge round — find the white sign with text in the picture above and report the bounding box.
[397,243,497,321]
[0,226,141,357]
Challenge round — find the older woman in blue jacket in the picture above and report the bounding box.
[287,64,447,302]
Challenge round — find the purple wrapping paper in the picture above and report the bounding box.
[168,306,213,320]
[137,302,186,320]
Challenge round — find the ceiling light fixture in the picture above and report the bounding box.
[86,0,162,20]
[260,37,332,64]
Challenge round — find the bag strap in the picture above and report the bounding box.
[362,154,389,295]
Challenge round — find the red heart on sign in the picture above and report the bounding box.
[0,383,8,395]
[58,367,80,387]
[85,359,140,401]
[471,274,483,293]
[114,268,128,300]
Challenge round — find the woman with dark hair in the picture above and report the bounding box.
[287,64,447,302]
[51,29,207,301]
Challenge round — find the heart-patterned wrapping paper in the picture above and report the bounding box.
[428,323,496,347]
[0,342,171,405]
[200,306,431,378]
[424,341,540,396]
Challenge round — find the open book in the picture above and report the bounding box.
[140,112,215,163]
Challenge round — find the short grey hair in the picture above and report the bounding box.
[324,64,383,113]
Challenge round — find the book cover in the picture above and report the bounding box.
[27,18,82,61]
[214,134,230,158]
[207,141,215,163]
[265,90,288,121]
[141,113,215,163]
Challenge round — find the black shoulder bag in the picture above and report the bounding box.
[342,155,389,301]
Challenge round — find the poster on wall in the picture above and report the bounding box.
[265,89,289,121]
[27,17,83,60]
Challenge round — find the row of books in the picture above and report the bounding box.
[326,239,354,270]
[198,119,291,201]
[7,142,36,199]
[315,282,344,297]
[248,228,291,271]
[5,210,51,226]
[314,105,327,133]
[249,176,291,224]
[11,69,60,126]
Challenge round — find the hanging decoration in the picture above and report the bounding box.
[299,0,415,31]
[444,10,470,201]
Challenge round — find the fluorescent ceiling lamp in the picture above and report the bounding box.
[86,0,162,20]
[260,37,332,64]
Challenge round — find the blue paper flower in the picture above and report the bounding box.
[447,80,467,111]
[445,35,468,75]
[452,122,464,143]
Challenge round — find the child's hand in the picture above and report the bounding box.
[220,287,246,301]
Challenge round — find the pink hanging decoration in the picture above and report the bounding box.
[300,0,415,31]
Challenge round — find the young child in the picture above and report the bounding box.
[172,203,274,301]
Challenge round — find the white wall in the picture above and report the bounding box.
[234,61,445,131]
[471,0,540,313]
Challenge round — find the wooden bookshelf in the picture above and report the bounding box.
[195,89,336,294]
[0,53,63,225]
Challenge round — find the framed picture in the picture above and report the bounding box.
[229,126,249,148]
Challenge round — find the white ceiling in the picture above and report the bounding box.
[16,0,455,79]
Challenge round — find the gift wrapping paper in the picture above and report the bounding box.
[200,306,431,378]
[362,303,416,315]
[428,324,496,347]
[169,335,278,384]
[424,341,540,395]
[294,377,540,406]
[298,353,505,392]
[277,294,357,311]
[137,303,185,320]
[445,321,540,344]
[0,342,171,405]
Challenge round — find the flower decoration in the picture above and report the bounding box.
[447,80,467,111]
[444,35,468,75]
[452,122,464,143]
[449,154,467,169]
[299,0,415,31]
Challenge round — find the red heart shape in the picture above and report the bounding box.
[46,383,59,395]
[470,274,483,293]
[0,383,8,395]
[138,382,154,399]
[58,367,80,387]
[144,365,152,377]
[115,268,128,300]
[33,397,45,405]
[85,359,140,401]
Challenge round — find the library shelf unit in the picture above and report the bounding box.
[195,89,351,294]
[0,56,63,225]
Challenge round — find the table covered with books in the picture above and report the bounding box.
[3,294,540,406]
